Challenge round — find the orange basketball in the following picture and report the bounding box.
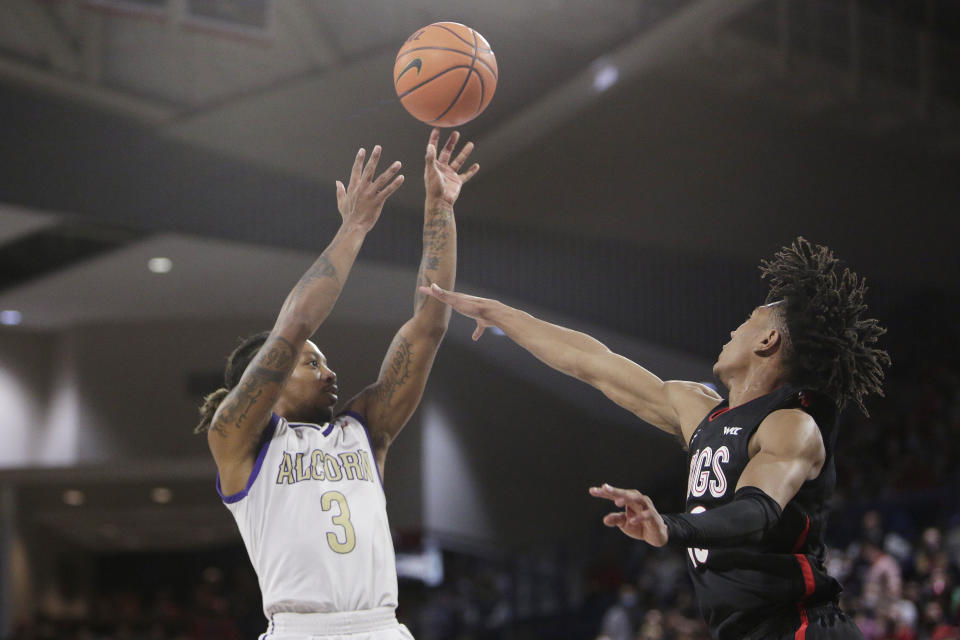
[394,22,498,128]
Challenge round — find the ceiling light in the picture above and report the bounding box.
[150,487,173,504]
[0,310,22,326]
[147,257,173,274]
[62,489,85,506]
[592,60,619,93]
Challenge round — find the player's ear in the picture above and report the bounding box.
[754,328,782,357]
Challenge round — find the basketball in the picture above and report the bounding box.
[394,22,498,128]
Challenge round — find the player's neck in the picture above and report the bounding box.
[725,361,787,407]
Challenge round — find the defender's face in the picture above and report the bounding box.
[713,305,776,379]
[280,340,338,423]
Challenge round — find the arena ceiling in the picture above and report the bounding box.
[0,0,957,315]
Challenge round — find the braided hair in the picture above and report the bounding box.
[760,237,890,416]
[194,331,271,434]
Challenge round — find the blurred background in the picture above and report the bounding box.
[0,0,958,638]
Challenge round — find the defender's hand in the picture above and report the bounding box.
[417,284,496,341]
[589,484,669,547]
[425,129,479,207]
[336,145,404,232]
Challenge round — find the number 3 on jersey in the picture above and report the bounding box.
[321,491,356,553]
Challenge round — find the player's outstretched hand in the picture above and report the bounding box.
[589,483,669,547]
[425,128,479,207]
[336,145,404,232]
[417,284,496,341]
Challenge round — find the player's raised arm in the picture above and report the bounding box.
[207,146,404,489]
[417,287,720,442]
[346,129,478,468]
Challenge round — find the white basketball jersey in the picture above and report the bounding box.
[218,411,398,618]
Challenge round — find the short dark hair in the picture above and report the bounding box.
[760,237,890,416]
[194,331,270,434]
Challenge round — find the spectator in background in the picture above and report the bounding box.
[636,609,666,640]
[922,601,960,640]
[595,584,640,640]
[863,540,904,613]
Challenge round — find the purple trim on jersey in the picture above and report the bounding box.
[216,413,280,504]
[286,420,338,436]
[287,421,323,431]
[340,410,385,491]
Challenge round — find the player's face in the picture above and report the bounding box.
[280,340,338,424]
[713,305,776,380]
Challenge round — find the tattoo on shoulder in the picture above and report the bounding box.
[375,334,414,407]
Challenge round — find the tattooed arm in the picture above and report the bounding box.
[346,130,478,473]
[209,146,404,494]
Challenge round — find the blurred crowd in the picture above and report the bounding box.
[9,566,263,640]
[589,514,960,640]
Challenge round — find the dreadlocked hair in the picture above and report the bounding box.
[194,331,271,434]
[760,237,890,416]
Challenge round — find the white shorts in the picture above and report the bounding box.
[259,607,415,640]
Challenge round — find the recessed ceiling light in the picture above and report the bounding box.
[0,310,22,326]
[592,60,619,93]
[62,489,85,506]
[147,257,173,274]
[150,487,173,504]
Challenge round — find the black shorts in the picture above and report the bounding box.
[742,603,863,640]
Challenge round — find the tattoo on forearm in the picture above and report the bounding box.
[414,272,434,311]
[259,337,298,371]
[415,211,451,310]
[422,213,450,254]
[375,335,414,408]
[292,253,339,303]
[211,336,296,436]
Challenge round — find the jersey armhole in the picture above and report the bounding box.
[216,413,280,504]
[339,410,385,491]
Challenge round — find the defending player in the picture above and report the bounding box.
[419,238,888,639]
[195,129,478,640]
